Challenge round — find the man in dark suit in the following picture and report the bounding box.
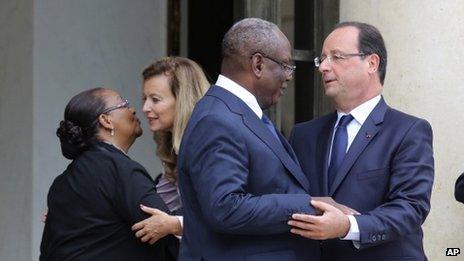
[288,22,434,260]
[177,18,323,261]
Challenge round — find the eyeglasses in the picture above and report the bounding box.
[314,52,370,68]
[101,98,130,114]
[252,52,296,77]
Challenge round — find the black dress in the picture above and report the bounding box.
[40,141,178,261]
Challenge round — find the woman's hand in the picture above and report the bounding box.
[131,204,182,244]
[41,208,48,223]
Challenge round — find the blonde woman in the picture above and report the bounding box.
[131,57,209,246]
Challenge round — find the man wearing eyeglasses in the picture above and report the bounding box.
[288,21,434,260]
[177,18,323,261]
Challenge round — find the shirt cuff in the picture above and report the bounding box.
[175,216,183,240]
[340,215,360,248]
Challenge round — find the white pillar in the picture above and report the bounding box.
[0,0,33,260]
[340,1,464,259]
[0,0,167,260]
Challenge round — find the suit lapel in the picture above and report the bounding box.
[279,132,300,167]
[208,86,310,192]
[329,98,388,195]
[243,113,310,192]
[318,113,337,195]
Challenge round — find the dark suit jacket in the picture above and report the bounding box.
[40,141,178,261]
[177,86,320,261]
[290,98,434,261]
[455,173,464,203]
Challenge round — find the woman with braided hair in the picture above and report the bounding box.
[40,87,180,261]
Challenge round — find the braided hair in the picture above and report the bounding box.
[56,88,107,159]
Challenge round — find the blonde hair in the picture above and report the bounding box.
[142,57,210,182]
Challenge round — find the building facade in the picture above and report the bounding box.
[0,1,461,260]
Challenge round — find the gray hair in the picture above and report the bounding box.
[221,18,280,59]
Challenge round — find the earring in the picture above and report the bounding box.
[110,128,115,136]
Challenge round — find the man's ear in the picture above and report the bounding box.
[98,113,113,130]
[251,54,264,78]
[367,53,380,74]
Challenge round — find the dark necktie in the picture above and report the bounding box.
[328,114,354,190]
[262,115,281,143]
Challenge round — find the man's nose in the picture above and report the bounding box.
[318,58,330,73]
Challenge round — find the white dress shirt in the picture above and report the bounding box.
[329,95,381,246]
[215,74,263,119]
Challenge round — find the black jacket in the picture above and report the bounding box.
[40,141,178,261]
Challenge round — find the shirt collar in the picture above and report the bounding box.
[102,140,129,156]
[215,74,263,118]
[336,95,381,125]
